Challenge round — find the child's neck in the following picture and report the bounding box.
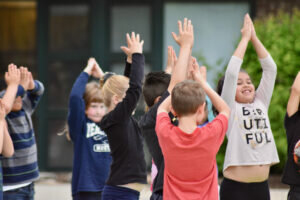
[177,114,198,134]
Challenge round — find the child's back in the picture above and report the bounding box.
[156,79,229,200]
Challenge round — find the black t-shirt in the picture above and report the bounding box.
[282,111,300,186]
[139,90,177,193]
[99,53,147,186]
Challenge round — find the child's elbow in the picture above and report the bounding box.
[3,148,14,157]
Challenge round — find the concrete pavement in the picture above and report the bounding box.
[34,181,288,200]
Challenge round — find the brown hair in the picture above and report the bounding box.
[171,80,206,117]
[84,81,103,108]
[101,75,129,107]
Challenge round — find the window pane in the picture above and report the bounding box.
[48,61,85,109]
[48,119,73,168]
[49,5,89,51]
[0,1,37,90]
[111,6,151,52]
[164,3,249,87]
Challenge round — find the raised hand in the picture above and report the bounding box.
[19,66,30,91]
[165,46,177,74]
[27,72,35,90]
[91,59,105,79]
[191,58,206,84]
[249,16,257,41]
[84,57,96,76]
[5,64,20,86]
[171,18,194,49]
[241,13,252,42]
[120,32,144,63]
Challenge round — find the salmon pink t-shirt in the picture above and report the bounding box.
[156,112,228,200]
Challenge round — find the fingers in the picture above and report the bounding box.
[126,33,132,47]
[168,46,172,60]
[171,32,178,42]
[199,66,207,81]
[120,46,130,55]
[172,47,177,62]
[183,18,187,32]
[178,20,183,35]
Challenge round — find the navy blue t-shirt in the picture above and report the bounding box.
[68,72,112,195]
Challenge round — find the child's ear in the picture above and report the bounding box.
[112,95,120,105]
[170,106,177,116]
[154,96,161,104]
[197,103,206,115]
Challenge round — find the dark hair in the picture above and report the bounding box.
[213,68,250,115]
[171,80,205,117]
[142,71,171,107]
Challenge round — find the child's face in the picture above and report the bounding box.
[235,72,255,104]
[11,96,23,112]
[85,102,106,122]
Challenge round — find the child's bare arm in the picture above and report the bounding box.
[168,18,194,92]
[2,64,20,114]
[2,121,14,157]
[192,63,230,118]
[287,72,300,117]
[157,96,171,115]
[0,99,13,157]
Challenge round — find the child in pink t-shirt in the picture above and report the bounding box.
[156,56,230,199]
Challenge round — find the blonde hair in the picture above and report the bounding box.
[101,75,129,107]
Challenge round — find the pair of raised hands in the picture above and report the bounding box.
[5,64,34,91]
[84,58,104,79]
[241,13,257,42]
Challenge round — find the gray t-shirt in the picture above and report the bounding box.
[222,55,279,171]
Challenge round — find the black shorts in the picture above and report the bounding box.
[150,190,163,200]
[288,186,300,200]
[220,177,270,200]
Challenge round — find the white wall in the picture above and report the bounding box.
[163,3,249,86]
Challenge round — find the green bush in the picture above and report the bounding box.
[217,9,300,174]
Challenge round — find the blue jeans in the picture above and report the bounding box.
[3,183,34,200]
[101,185,140,200]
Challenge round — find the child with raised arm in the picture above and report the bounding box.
[156,57,230,200]
[219,14,279,200]
[139,18,195,200]
[1,66,44,200]
[67,58,111,200]
[98,32,146,200]
[281,72,300,200]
